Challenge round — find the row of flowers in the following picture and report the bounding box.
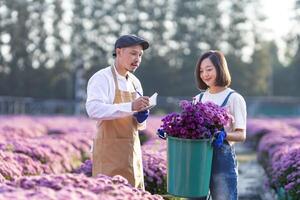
[0,173,162,200]
[247,119,300,199]
[0,116,94,180]
[0,115,166,199]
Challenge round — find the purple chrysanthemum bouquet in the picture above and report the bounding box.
[159,100,232,140]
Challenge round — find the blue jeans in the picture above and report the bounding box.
[187,142,238,200]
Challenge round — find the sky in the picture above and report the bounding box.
[260,0,296,43]
[259,0,296,61]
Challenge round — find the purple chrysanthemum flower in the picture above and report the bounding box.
[160,100,232,139]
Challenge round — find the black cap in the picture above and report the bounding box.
[113,34,149,57]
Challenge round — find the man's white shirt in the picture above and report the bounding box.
[86,66,143,121]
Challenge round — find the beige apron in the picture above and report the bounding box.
[92,66,144,189]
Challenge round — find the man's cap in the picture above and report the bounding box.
[113,34,149,57]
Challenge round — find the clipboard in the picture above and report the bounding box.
[140,92,158,111]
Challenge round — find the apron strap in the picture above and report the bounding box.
[111,66,120,91]
[111,66,137,102]
[220,91,235,107]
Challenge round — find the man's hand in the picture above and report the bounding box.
[133,110,149,123]
[212,130,227,148]
[132,96,149,112]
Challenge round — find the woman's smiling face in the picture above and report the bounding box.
[199,57,217,87]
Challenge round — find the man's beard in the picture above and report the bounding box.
[126,66,137,73]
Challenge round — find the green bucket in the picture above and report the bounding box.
[167,136,213,198]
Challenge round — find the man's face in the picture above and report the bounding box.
[116,45,144,73]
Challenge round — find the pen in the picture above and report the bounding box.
[133,84,142,97]
[136,90,142,97]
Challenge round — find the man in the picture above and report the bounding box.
[86,34,150,189]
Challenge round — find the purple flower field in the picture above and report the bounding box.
[0,115,299,199]
[247,118,300,199]
[0,173,162,200]
[0,115,164,199]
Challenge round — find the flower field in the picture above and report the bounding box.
[0,115,299,199]
[247,118,300,199]
[0,115,164,200]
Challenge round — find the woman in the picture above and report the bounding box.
[191,50,247,200]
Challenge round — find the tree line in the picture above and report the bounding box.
[0,0,299,99]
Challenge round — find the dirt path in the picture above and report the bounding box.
[235,143,276,200]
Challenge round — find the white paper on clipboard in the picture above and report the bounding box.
[141,92,158,111]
